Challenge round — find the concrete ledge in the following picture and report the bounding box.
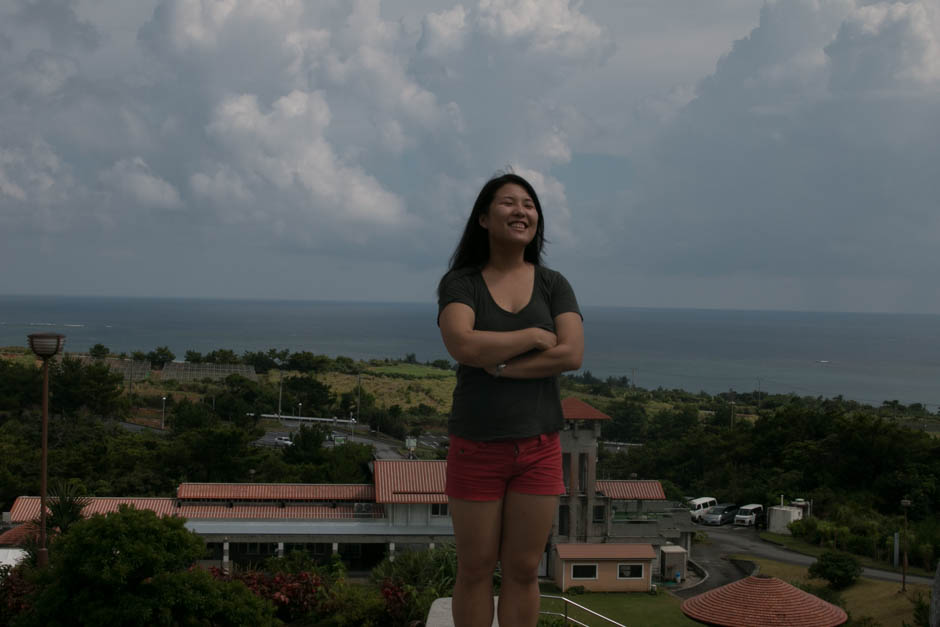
[426,597,500,627]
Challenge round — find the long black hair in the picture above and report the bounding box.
[438,173,545,296]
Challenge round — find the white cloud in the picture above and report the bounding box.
[11,50,79,100]
[418,4,468,57]
[99,157,183,210]
[205,89,408,229]
[827,1,940,91]
[477,0,609,59]
[5,0,940,311]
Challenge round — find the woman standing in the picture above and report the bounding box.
[437,172,584,627]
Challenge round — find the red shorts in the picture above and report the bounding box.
[445,432,564,501]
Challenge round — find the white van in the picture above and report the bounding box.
[688,497,717,522]
[735,504,764,526]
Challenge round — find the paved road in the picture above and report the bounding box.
[257,423,405,459]
[675,523,935,599]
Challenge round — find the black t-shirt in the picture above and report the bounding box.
[437,265,581,440]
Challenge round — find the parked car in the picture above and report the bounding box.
[734,504,764,526]
[274,436,293,447]
[703,503,739,526]
[688,497,718,523]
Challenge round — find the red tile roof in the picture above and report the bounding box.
[561,397,611,421]
[177,483,375,501]
[373,460,447,504]
[178,503,384,519]
[681,575,848,626]
[0,524,36,546]
[555,543,656,561]
[9,497,385,522]
[10,497,178,522]
[596,480,666,500]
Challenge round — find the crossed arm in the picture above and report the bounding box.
[438,303,583,379]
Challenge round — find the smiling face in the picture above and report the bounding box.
[479,183,539,247]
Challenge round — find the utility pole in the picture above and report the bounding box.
[631,368,637,391]
[756,378,762,413]
[357,373,362,423]
[730,390,736,429]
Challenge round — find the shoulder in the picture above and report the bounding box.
[438,267,482,305]
[440,267,480,290]
[535,265,570,289]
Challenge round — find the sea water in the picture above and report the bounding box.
[1,295,939,409]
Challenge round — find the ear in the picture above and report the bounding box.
[478,212,489,230]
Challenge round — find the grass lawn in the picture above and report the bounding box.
[538,590,696,626]
[759,532,935,578]
[732,555,930,627]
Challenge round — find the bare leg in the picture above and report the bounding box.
[450,496,503,627]
[497,492,558,627]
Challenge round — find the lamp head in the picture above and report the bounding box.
[27,333,66,359]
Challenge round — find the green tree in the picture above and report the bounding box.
[282,375,334,417]
[16,506,277,626]
[49,357,125,417]
[281,424,327,466]
[88,344,109,359]
[0,361,40,412]
[242,351,277,374]
[601,400,648,442]
[146,346,176,370]
[205,349,240,364]
[169,398,217,432]
[46,479,91,535]
[808,551,863,590]
[287,351,331,373]
[183,349,203,363]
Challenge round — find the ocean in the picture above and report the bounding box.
[2,295,939,409]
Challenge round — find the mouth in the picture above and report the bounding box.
[508,221,528,231]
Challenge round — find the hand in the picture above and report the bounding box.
[531,328,558,351]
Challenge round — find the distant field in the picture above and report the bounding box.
[318,371,455,414]
[366,363,455,378]
[732,555,929,627]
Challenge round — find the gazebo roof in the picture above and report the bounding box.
[680,575,847,627]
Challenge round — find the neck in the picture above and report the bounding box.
[486,242,528,272]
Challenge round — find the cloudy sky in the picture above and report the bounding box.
[1,0,939,313]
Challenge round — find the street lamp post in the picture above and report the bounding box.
[298,402,302,418]
[901,498,911,592]
[27,332,66,568]
[162,396,166,430]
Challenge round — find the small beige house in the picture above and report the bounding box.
[553,543,655,593]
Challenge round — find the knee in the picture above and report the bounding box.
[458,553,498,584]
[499,556,540,586]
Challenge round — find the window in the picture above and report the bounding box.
[593,505,606,523]
[558,505,570,536]
[578,453,588,493]
[431,503,449,517]
[562,453,571,492]
[617,564,643,579]
[571,564,597,580]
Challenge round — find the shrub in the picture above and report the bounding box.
[370,544,459,623]
[809,551,863,590]
[0,564,35,624]
[210,567,323,622]
[565,585,586,595]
